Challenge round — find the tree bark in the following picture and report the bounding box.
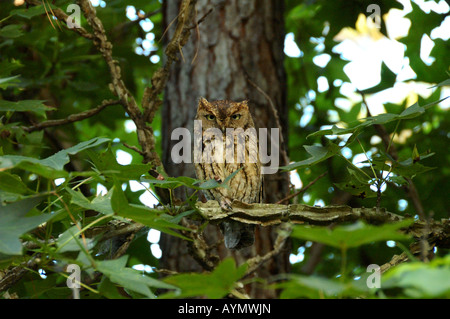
[160,0,290,298]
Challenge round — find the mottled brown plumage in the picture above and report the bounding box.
[194,97,263,249]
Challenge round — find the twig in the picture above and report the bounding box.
[358,91,426,220]
[100,222,145,241]
[276,171,328,204]
[152,268,179,276]
[122,142,145,156]
[187,8,213,30]
[23,99,121,132]
[244,223,292,277]
[379,252,409,274]
[189,7,213,64]
[112,9,161,34]
[245,74,290,167]
[380,239,435,274]
[180,218,219,271]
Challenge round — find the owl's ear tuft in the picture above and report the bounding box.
[240,99,249,108]
[198,97,209,109]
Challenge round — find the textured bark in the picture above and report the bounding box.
[160,0,289,298]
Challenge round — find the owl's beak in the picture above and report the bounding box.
[220,119,230,132]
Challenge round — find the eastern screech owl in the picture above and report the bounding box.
[194,97,263,249]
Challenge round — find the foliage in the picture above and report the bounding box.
[0,0,449,299]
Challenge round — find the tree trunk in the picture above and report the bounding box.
[160,0,290,298]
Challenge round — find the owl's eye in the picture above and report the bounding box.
[231,114,241,120]
[205,114,216,121]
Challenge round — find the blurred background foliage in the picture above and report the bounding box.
[0,0,449,299]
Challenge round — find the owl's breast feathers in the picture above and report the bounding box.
[194,131,262,204]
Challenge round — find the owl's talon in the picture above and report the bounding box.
[219,198,233,212]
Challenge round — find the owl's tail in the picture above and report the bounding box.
[221,220,255,249]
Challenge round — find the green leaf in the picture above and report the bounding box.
[307,98,445,141]
[0,100,54,116]
[0,137,110,178]
[11,5,47,19]
[56,225,97,253]
[86,148,152,181]
[393,152,436,179]
[290,219,412,249]
[67,187,114,216]
[46,137,111,170]
[280,143,341,171]
[141,168,242,191]
[0,196,58,255]
[277,274,366,299]
[0,75,21,90]
[429,78,450,88]
[142,175,193,190]
[96,255,176,298]
[382,256,450,298]
[0,172,33,195]
[398,102,425,119]
[334,167,377,199]
[110,183,190,240]
[0,24,23,39]
[387,175,408,186]
[98,276,129,299]
[0,59,23,77]
[161,258,247,299]
[306,124,357,139]
[364,151,435,180]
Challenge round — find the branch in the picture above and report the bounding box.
[111,9,161,35]
[77,0,140,117]
[196,201,450,256]
[196,200,404,226]
[0,257,38,293]
[276,171,328,204]
[24,0,93,39]
[244,223,292,277]
[379,239,436,274]
[141,0,198,124]
[4,201,447,294]
[187,8,214,30]
[23,99,121,132]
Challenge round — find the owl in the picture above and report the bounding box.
[194,97,263,249]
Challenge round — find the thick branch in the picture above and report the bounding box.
[77,0,140,117]
[0,257,38,293]
[141,0,198,124]
[196,200,404,226]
